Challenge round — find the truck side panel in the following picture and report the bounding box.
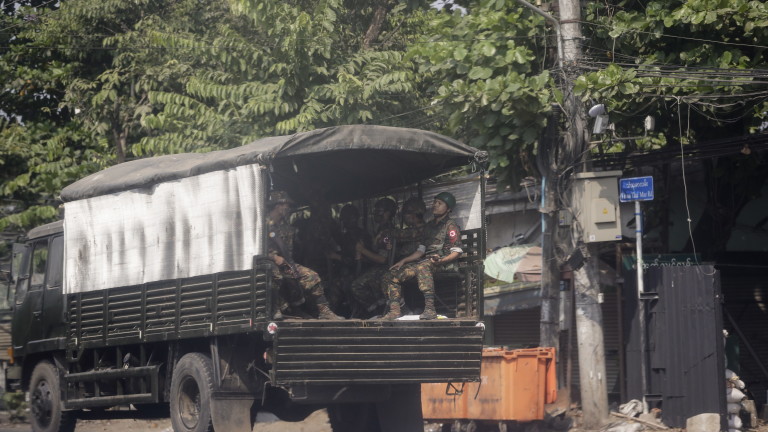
[67,259,273,351]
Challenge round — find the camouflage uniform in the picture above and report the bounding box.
[381,215,463,317]
[348,222,427,316]
[267,204,342,320]
[348,222,396,314]
[267,216,324,306]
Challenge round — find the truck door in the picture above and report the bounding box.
[40,236,65,339]
[11,238,50,353]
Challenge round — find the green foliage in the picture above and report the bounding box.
[137,0,431,154]
[0,120,108,230]
[2,391,27,421]
[581,0,768,153]
[407,0,558,186]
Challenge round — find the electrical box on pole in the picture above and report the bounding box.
[572,171,622,243]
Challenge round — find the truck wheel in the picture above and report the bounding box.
[328,403,381,432]
[170,353,214,432]
[29,361,76,432]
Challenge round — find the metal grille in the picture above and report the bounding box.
[68,264,269,349]
[273,321,483,385]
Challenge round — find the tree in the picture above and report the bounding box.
[407,0,560,187]
[0,0,238,231]
[1,0,439,231]
[137,0,435,155]
[0,0,109,232]
[577,0,768,256]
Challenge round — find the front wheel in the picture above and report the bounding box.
[170,353,214,432]
[28,361,76,432]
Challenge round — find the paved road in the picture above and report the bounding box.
[0,409,332,432]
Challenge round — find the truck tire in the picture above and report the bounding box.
[328,403,381,432]
[28,361,76,432]
[170,353,214,432]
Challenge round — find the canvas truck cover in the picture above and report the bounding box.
[60,125,485,294]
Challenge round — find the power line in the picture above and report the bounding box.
[0,0,60,34]
[580,19,768,51]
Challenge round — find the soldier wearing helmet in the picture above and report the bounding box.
[380,191,463,320]
[266,191,343,320]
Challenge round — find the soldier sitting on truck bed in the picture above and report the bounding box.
[347,198,397,317]
[266,191,344,320]
[380,192,463,320]
[350,197,427,318]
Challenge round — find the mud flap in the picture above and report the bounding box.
[377,384,423,432]
[211,398,253,432]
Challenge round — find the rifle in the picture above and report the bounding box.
[269,227,300,279]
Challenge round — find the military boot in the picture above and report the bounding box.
[381,301,402,320]
[317,304,344,320]
[419,296,437,320]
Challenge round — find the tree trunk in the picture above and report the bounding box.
[363,2,391,50]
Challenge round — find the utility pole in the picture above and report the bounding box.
[558,0,609,428]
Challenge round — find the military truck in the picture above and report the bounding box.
[5,125,488,432]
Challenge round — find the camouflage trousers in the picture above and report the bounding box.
[350,266,388,311]
[272,263,325,309]
[381,260,438,305]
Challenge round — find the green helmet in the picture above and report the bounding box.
[434,192,456,210]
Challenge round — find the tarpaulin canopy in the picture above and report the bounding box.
[61,125,486,204]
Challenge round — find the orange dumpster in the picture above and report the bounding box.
[422,347,556,423]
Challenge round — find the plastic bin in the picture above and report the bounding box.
[422,347,556,422]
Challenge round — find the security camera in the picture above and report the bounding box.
[588,104,606,118]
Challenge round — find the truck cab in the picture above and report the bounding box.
[10,221,67,360]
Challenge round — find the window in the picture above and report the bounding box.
[29,241,49,291]
[47,236,63,289]
[17,239,49,304]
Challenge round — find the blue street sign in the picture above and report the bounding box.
[619,176,654,202]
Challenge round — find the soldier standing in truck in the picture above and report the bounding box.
[380,192,463,320]
[266,191,343,320]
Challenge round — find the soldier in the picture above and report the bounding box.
[380,192,463,320]
[350,197,428,317]
[394,196,428,258]
[266,191,343,320]
[347,198,398,317]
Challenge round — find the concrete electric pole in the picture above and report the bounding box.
[557,0,610,428]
